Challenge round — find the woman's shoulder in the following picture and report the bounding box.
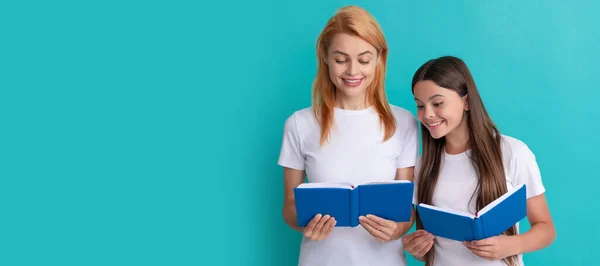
[284,106,315,122]
[389,104,418,128]
[389,104,415,119]
[283,106,319,133]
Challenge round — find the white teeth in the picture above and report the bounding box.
[428,121,442,127]
[344,79,361,83]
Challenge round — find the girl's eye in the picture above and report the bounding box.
[416,105,424,109]
[433,102,444,107]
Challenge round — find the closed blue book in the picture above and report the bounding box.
[294,180,414,227]
[416,184,527,241]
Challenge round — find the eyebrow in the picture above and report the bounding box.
[414,94,445,102]
[333,50,374,56]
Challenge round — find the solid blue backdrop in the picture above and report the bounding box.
[1,1,596,265]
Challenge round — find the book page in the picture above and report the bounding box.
[296,182,354,189]
[419,203,476,219]
[360,180,411,186]
[477,184,525,216]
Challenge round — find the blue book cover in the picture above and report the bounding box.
[294,180,414,227]
[416,184,527,241]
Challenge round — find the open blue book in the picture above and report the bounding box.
[294,180,414,227]
[416,184,527,241]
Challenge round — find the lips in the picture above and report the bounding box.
[426,120,444,128]
[342,78,363,87]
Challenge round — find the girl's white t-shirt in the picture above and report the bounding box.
[413,135,546,266]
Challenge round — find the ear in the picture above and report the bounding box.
[463,94,469,111]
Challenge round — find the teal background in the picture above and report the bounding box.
[1,1,596,265]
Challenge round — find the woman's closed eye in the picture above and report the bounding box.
[335,60,370,65]
[433,102,444,107]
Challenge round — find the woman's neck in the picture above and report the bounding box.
[335,93,369,110]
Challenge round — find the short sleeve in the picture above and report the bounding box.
[508,146,545,199]
[396,116,419,168]
[277,113,305,170]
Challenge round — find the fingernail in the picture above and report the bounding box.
[359,216,365,220]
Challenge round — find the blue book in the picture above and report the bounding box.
[416,184,527,241]
[294,180,414,227]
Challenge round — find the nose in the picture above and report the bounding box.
[424,106,435,118]
[345,61,359,76]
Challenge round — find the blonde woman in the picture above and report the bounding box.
[278,6,418,266]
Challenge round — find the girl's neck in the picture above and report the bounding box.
[444,117,470,155]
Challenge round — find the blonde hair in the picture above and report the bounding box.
[312,5,396,145]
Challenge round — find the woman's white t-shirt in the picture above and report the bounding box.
[278,105,419,266]
[413,135,546,266]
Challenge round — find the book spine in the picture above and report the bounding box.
[471,218,484,240]
[350,187,360,227]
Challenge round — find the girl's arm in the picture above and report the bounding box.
[513,193,556,253]
[465,193,556,259]
[466,144,555,259]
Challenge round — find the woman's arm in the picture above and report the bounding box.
[358,166,417,242]
[392,167,415,239]
[282,167,306,232]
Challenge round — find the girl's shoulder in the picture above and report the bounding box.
[500,134,532,161]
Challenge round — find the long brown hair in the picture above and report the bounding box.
[412,56,517,266]
[313,5,395,145]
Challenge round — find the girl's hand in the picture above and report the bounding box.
[403,229,435,258]
[463,235,517,260]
